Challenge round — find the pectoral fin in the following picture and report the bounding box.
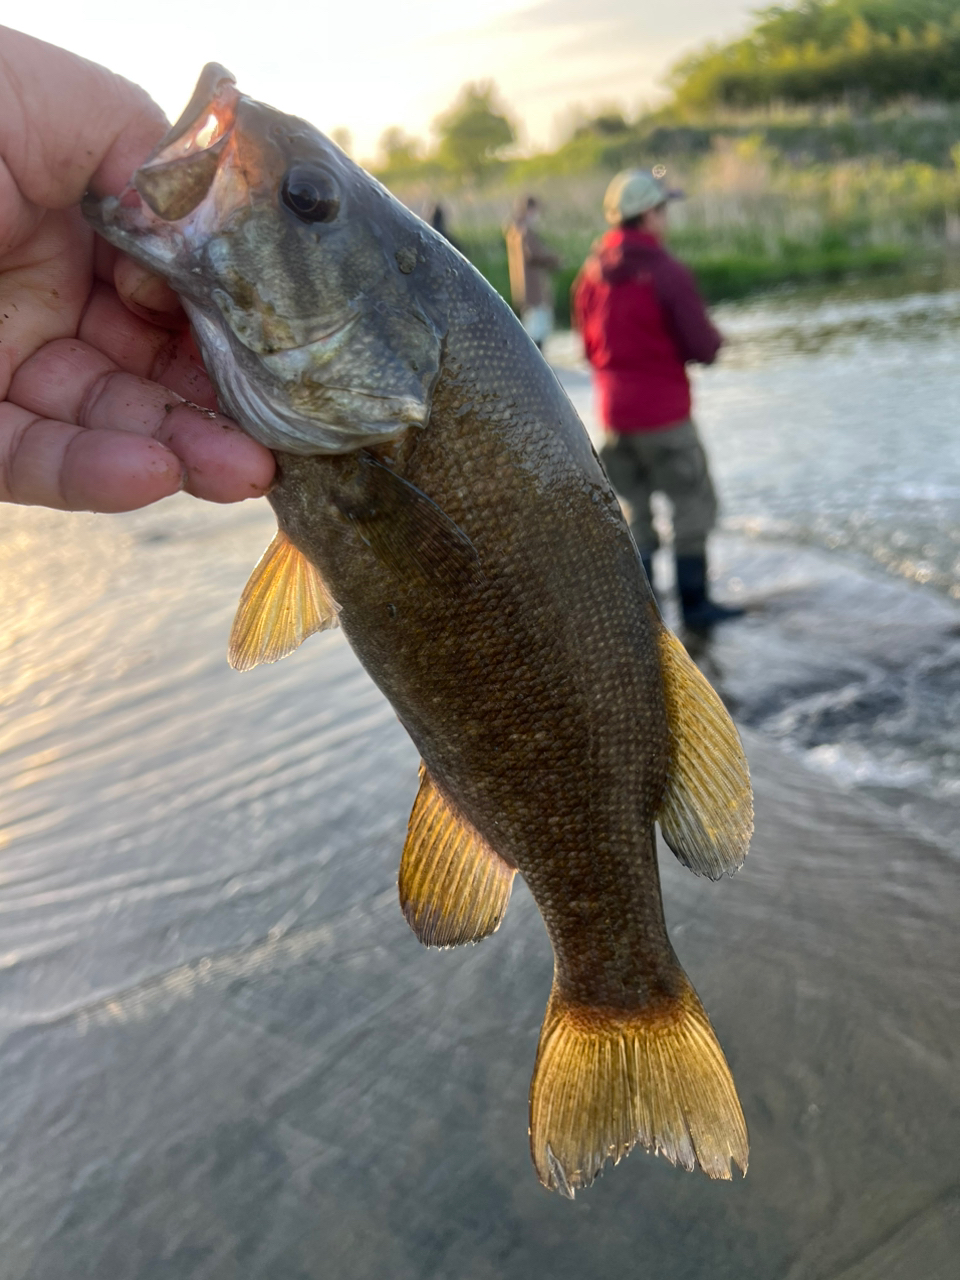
[399,766,515,947]
[228,529,339,672]
[338,454,483,590]
[655,626,753,879]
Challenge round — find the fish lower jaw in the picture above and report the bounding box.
[83,195,187,277]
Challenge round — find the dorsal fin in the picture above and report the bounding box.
[228,529,339,672]
[399,767,515,948]
[655,626,753,879]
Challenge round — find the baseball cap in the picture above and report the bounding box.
[603,169,684,224]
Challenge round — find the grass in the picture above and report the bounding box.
[457,225,911,326]
[389,126,958,323]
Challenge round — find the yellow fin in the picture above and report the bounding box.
[529,979,748,1197]
[228,530,339,672]
[399,767,515,948]
[655,626,753,879]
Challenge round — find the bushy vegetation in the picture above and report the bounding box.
[397,132,960,320]
[670,1,960,110]
[512,103,960,175]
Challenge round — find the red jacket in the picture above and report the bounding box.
[572,229,722,431]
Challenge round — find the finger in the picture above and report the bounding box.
[0,402,182,511]
[79,282,220,407]
[78,279,184,379]
[9,338,274,502]
[150,331,222,410]
[159,408,276,503]
[76,364,274,502]
[114,253,183,328]
[0,27,167,208]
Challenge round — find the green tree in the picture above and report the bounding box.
[378,127,424,171]
[670,0,960,109]
[433,82,516,179]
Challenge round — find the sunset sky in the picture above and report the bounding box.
[12,1,758,160]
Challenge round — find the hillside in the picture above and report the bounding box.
[670,0,960,111]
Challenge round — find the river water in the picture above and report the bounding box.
[0,280,957,1279]
[554,277,960,846]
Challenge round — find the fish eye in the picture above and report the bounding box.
[280,167,340,224]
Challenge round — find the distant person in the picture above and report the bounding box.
[505,196,560,352]
[572,169,743,629]
[429,202,460,253]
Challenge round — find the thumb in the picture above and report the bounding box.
[0,25,168,209]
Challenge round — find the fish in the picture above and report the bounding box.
[84,65,753,1196]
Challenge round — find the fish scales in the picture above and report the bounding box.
[84,64,754,1196]
[274,294,675,1008]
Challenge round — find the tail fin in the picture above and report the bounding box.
[529,978,748,1197]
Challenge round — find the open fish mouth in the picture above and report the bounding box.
[85,64,246,250]
[133,64,240,221]
[85,62,292,280]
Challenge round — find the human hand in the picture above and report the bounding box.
[0,26,275,512]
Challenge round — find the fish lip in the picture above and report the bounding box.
[82,65,243,258]
[131,72,241,223]
[82,189,198,296]
[149,63,238,160]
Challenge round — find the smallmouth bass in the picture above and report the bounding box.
[85,65,753,1196]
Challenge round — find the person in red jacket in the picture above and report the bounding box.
[572,169,743,629]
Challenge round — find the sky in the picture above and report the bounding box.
[9,1,760,161]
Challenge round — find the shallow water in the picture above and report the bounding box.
[553,281,960,836]
[0,281,958,1278]
[553,280,960,600]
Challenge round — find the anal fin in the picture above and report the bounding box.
[228,529,339,672]
[655,626,753,879]
[399,767,515,948]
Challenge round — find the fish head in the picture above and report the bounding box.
[84,65,444,455]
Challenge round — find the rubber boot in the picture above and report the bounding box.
[675,553,745,629]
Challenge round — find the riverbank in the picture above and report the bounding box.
[459,227,911,322]
[388,119,960,317]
